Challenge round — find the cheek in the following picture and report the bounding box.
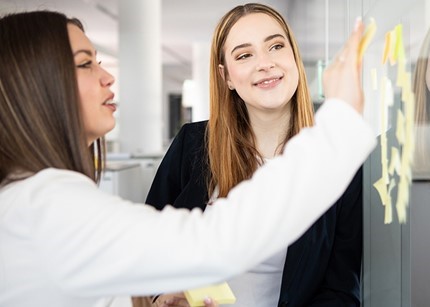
[227,64,249,86]
[76,81,96,129]
[77,88,92,121]
[292,65,299,88]
[77,76,91,103]
[286,56,300,88]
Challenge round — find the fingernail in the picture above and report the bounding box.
[204,297,213,304]
[355,17,362,31]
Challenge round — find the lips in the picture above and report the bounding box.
[103,99,116,106]
[102,93,116,106]
[254,76,283,88]
[102,94,117,111]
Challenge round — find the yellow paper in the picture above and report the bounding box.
[397,60,407,88]
[184,282,236,306]
[358,18,377,60]
[400,72,411,102]
[382,31,391,64]
[396,178,409,223]
[388,147,401,175]
[389,30,397,65]
[394,24,405,62]
[373,177,388,205]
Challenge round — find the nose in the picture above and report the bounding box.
[100,67,115,87]
[256,53,275,71]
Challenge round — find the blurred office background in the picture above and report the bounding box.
[1,0,429,306]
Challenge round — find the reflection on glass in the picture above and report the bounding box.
[412,28,430,179]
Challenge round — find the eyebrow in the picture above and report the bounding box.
[73,49,97,57]
[230,33,286,55]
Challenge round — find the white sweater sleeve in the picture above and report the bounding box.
[24,99,375,297]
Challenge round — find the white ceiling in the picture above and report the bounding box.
[0,0,347,69]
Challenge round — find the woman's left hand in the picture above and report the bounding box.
[156,292,219,307]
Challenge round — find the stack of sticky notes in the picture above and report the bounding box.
[184,282,236,306]
[358,17,377,60]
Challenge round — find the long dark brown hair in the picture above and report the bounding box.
[207,3,314,198]
[0,10,105,185]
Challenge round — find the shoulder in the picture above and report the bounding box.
[341,166,363,198]
[0,168,101,217]
[173,120,207,151]
[179,120,207,137]
[26,168,97,198]
[8,168,95,192]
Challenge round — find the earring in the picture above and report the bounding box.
[227,82,234,90]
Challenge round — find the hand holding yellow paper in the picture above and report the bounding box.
[184,282,236,306]
[358,18,377,61]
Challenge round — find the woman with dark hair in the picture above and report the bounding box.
[0,9,373,307]
[145,3,364,306]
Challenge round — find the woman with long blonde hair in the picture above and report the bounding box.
[145,3,365,306]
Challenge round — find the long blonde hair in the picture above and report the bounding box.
[207,3,314,198]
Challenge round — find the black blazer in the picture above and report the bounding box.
[146,121,362,307]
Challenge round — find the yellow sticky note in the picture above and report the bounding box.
[394,24,405,62]
[401,72,412,107]
[388,30,397,65]
[388,146,401,176]
[184,282,236,306]
[385,197,393,224]
[397,61,407,88]
[373,177,388,205]
[358,18,377,61]
[382,31,391,64]
[396,178,409,224]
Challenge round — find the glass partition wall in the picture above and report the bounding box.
[360,1,428,306]
[295,0,429,306]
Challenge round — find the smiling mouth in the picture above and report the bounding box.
[254,76,283,87]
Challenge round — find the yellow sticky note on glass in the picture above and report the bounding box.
[184,282,236,306]
[358,18,377,60]
[394,24,405,62]
[382,31,391,64]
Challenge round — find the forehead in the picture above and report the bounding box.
[67,23,94,53]
[226,13,285,45]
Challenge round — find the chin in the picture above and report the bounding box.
[105,119,116,133]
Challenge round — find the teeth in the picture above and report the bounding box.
[262,78,278,84]
[104,99,116,105]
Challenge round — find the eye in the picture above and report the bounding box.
[270,43,284,51]
[236,53,252,61]
[76,60,102,69]
[76,60,92,69]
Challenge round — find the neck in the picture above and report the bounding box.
[248,104,292,159]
